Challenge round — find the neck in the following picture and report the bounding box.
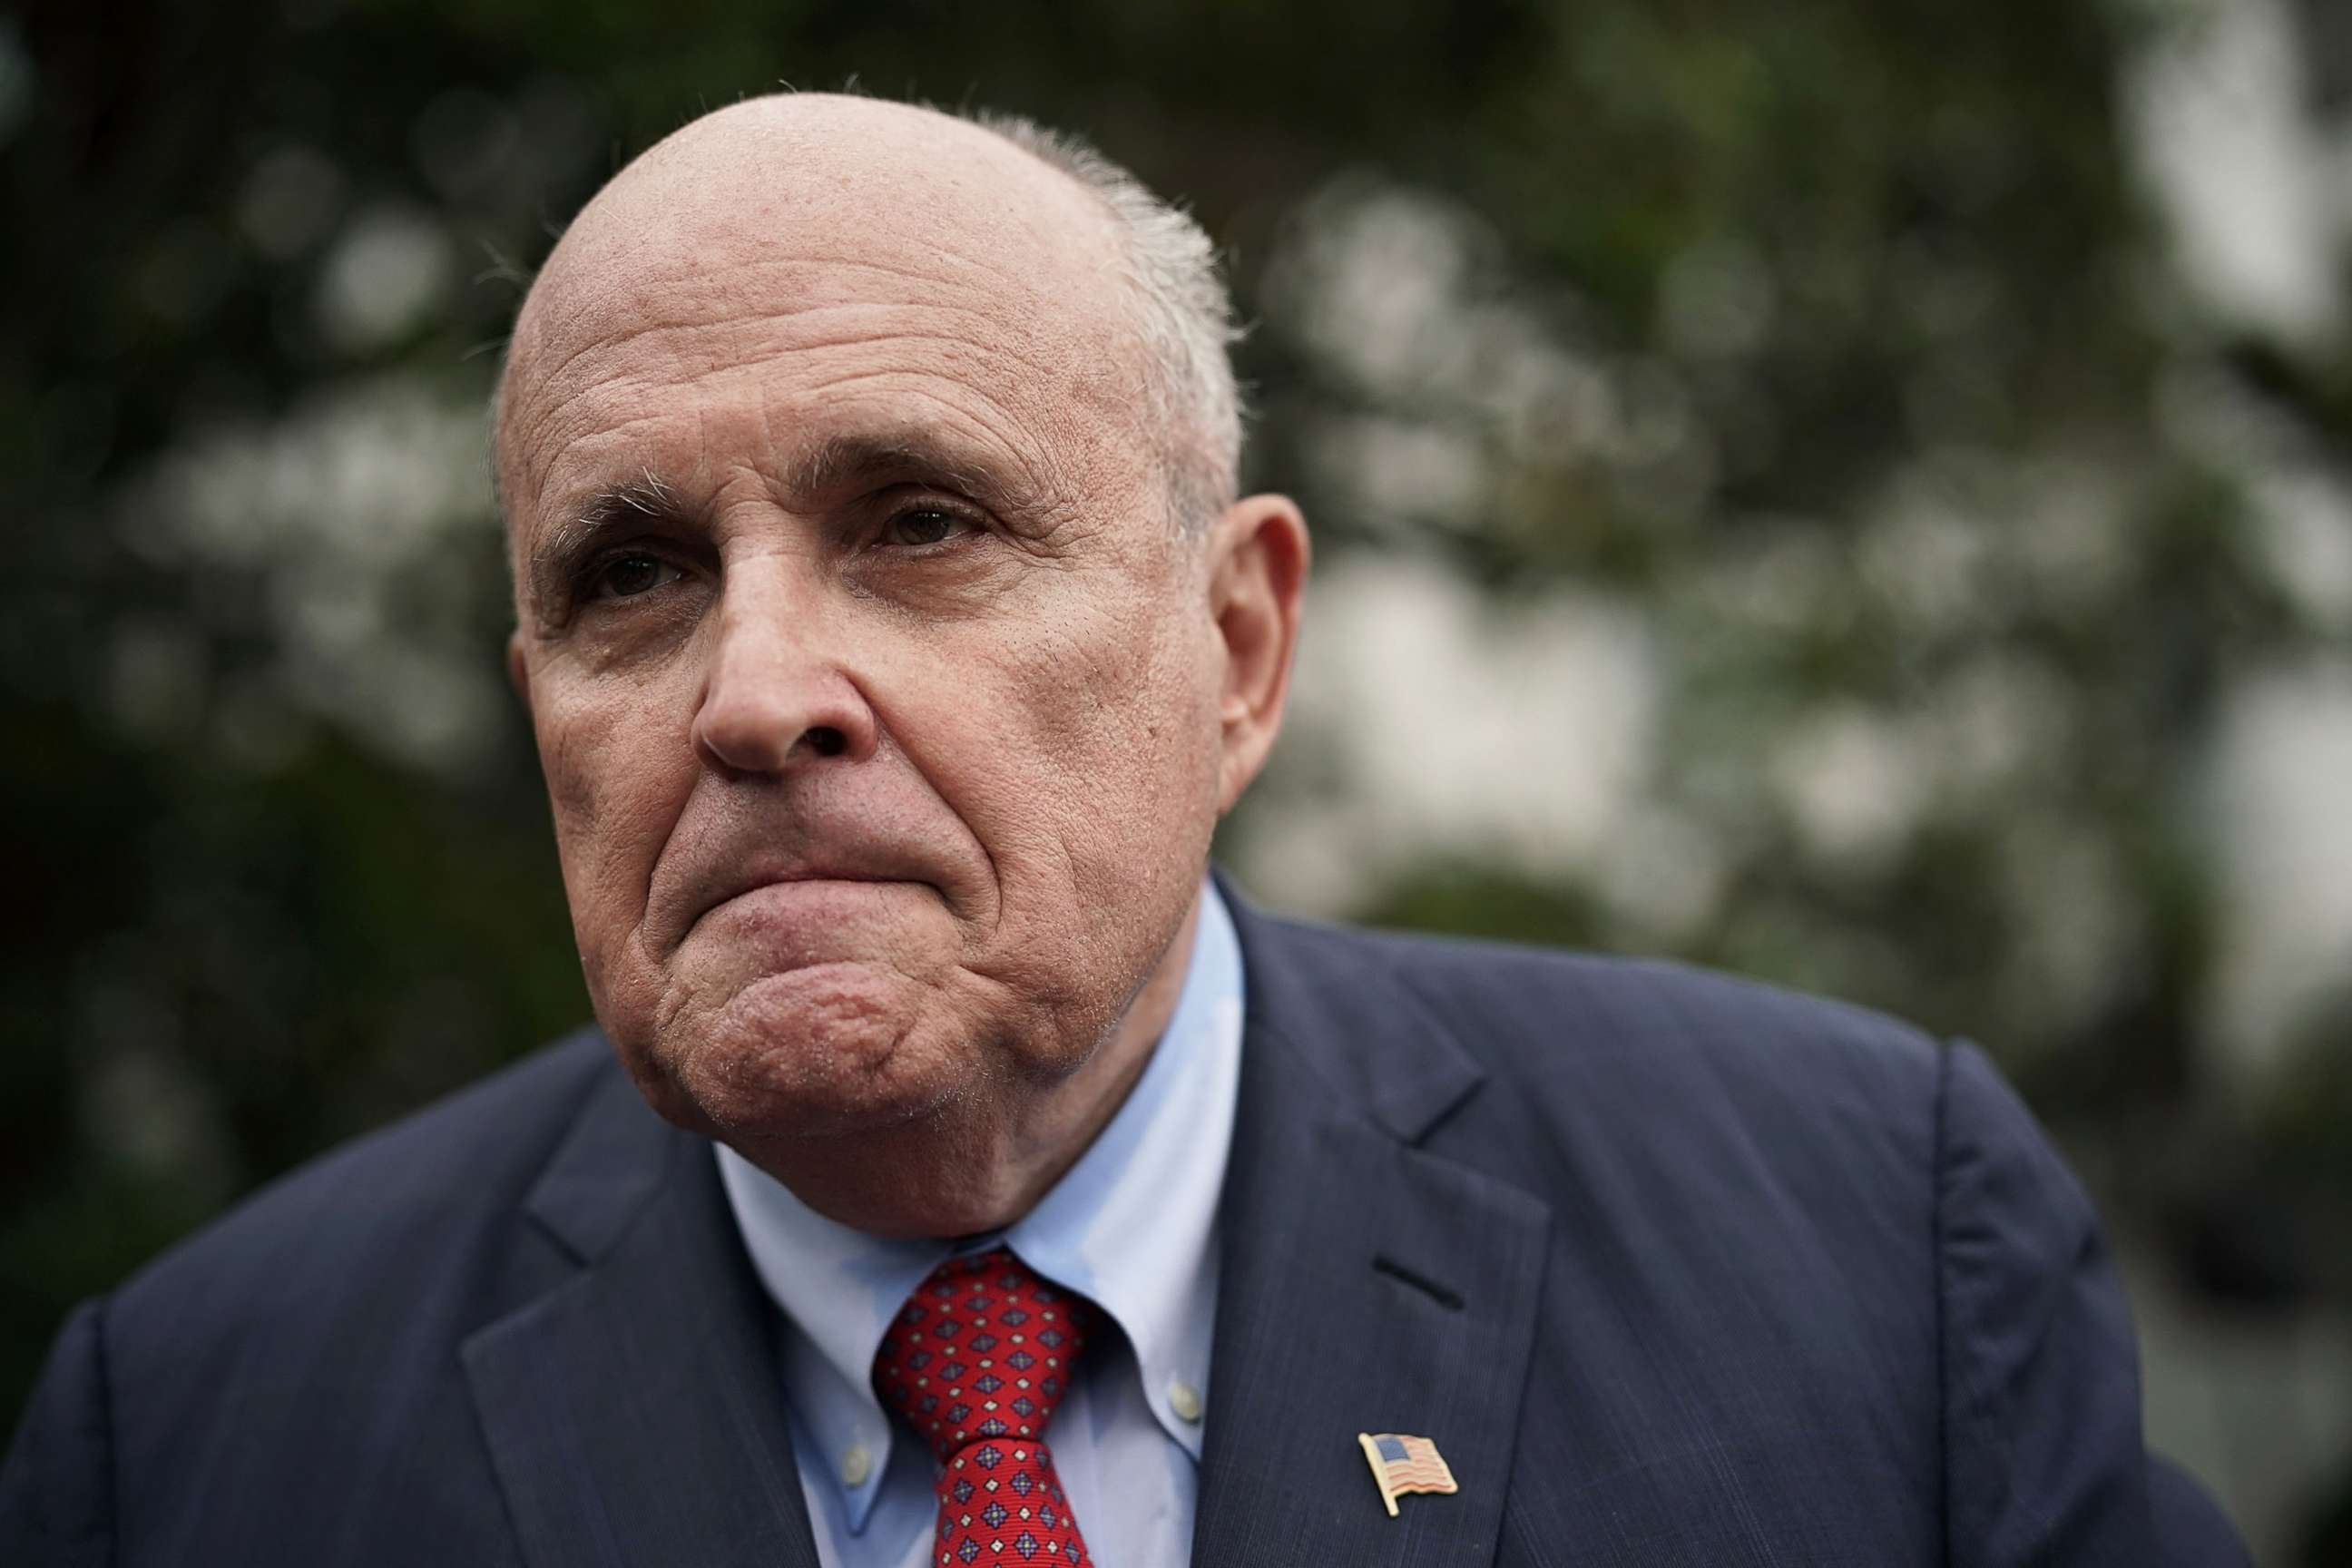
[726,893,1204,1238]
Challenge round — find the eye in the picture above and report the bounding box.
[883,506,975,549]
[589,552,684,600]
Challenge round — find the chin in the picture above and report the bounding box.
[641,960,975,1140]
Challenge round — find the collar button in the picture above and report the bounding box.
[841,1443,873,1487]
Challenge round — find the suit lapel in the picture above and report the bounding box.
[463,1063,822,1568]
[1192,899,1552,1568]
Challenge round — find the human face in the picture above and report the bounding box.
[496,103,1231,1152]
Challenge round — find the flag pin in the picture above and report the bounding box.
[1357,1431,1458,1517]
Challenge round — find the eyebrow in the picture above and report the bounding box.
[524,471,688,618]
[778,428,1045,513]
[522,428,1055,619]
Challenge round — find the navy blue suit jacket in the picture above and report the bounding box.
[4,895,2247,1564]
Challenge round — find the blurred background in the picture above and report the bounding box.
[4,0,2348,1557]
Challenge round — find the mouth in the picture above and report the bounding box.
[688,869,918,934]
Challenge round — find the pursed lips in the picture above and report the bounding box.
[681,862,918,939]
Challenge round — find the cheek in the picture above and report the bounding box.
[899,575,1222,899]
[530,664,697,946]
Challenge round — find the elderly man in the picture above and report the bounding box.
[4,95,2242,1566]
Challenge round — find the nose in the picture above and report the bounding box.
[690,576,880,776]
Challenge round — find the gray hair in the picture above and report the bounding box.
[971,112,1245,537]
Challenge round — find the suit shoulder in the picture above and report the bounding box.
[1250,911,1946,1175]
[1284,914,1938,1085]
[1259,916,1956,1320]
[105,1030,616,1336]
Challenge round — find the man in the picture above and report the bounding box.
[3,93,2245,1565]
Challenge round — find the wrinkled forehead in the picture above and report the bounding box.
[495,98,1146,520]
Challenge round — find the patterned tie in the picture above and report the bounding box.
[873,1248,1098,1567]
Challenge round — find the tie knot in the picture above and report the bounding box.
[872,1247,1095,1464]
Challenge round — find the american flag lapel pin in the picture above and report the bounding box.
[1357,1431,1459,1517]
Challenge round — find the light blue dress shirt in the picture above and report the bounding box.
[715,879,1246,1568]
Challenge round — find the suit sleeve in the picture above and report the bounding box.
[1936,1040,2247,1567]
[0,1298,117,1568]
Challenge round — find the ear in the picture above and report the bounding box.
[1205,493,1310,814]
[505,629,533,720]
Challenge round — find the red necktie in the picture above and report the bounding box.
[873,1248,1099,1567]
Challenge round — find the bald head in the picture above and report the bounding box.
[496,93,1240,541]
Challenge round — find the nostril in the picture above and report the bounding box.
[806,725,848,758]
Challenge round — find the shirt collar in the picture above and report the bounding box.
[715,877,1246,1528]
